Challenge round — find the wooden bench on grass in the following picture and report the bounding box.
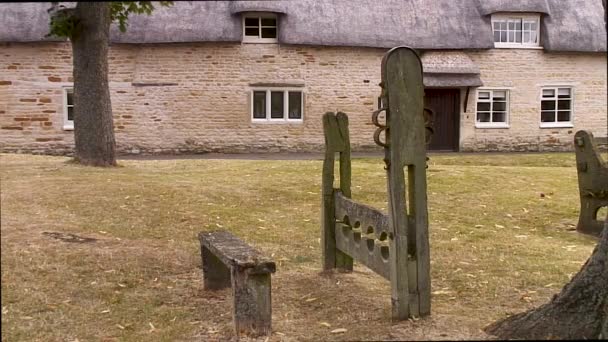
[198,231,276,336]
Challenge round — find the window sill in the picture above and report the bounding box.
[252,119,303,124]
[539,123,573,129]
[493,44,543,50]
[475,123,510,129]
[242,39,278,44]
[63,125,74,131]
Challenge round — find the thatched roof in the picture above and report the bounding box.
[0,1,605,52]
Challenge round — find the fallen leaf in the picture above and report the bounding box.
[331,328,347,334]
[116,324,125,330]
[514,235,528,239]
[494,224,505,229]
[305,298,318,303]
[319,322,331,328]
[432,290,454,295]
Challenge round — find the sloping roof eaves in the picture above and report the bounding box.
[110,2,241,44]
[476,0,551,16]
[541,0,607,52]
[277,0,494,49]
[0,1,605,52]
[0,3,64,42]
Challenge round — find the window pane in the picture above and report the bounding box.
[493,30,500,42]
[493,101,506,111]
[67,107,74,121]
[270,91,284,119]
[558,88,571,97]
[500,22,507,30]
[558,100,571,110]
[288,92,302,119]
[523,22,530,30]
[529,30,537,43]
[261,18,276,26]
[493,22,500,30]
[557,111,571,122]
[508,31,515,42]
[515,21,522,30]
[493,91,506,100]
[261,27,277,39]
[253,91,266,119]
[508,22,516,30]
[477,102,491,112]
[530,22,537,31]
[541,100,556,110]
[477,113,491,122]
[542,89,555,98]
[515,31,522,43]
[245,27,259,36]
[500,31,507,42]
[523,31,530,43]
[493,112,506,123]
[541,111,555,122]
[245,17,258,26]
[67,90,74,105]
[478,91,490,99]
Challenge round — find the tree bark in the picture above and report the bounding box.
[485,218,608,340]
[71,2,116,167]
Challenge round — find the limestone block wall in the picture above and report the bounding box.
[462,49,607,152]
[0,42,606,154]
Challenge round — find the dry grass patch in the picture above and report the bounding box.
[1,152,597,341]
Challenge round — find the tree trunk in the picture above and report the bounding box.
[485,218,608,340]
[71,2,116,167]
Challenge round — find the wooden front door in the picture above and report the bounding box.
[424,89,460,151]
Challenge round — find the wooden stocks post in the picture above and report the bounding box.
[321,46,431,320]
[381,47,431,319]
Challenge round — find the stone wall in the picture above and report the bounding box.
[1,42,606,154]
[462,49,607,152]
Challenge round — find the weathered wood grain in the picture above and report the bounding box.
[334,223,391,279]
[334,191,390,235]
[198,230,276,336]
[574,130,608,237]
[199,231,276,273]
[322,112,354,271]
[381,46,431,319]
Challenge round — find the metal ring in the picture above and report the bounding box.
[373,127,389,148]
[371,107,387,128]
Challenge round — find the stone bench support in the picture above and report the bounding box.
[198,231,276,336]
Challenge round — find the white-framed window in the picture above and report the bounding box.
[251,88,303,122]
[476,89,509,128]
[492,14,540,48]
[63,87,74,130]
[242,13,278,43]
[540,87,573,128]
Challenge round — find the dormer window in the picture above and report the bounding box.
[491,14,540,48]
[243,13,277,43]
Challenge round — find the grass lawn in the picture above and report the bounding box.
[0,152,599,341]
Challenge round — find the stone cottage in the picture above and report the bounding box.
[0,0,606,154]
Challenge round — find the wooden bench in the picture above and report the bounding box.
[198,231,276,336]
